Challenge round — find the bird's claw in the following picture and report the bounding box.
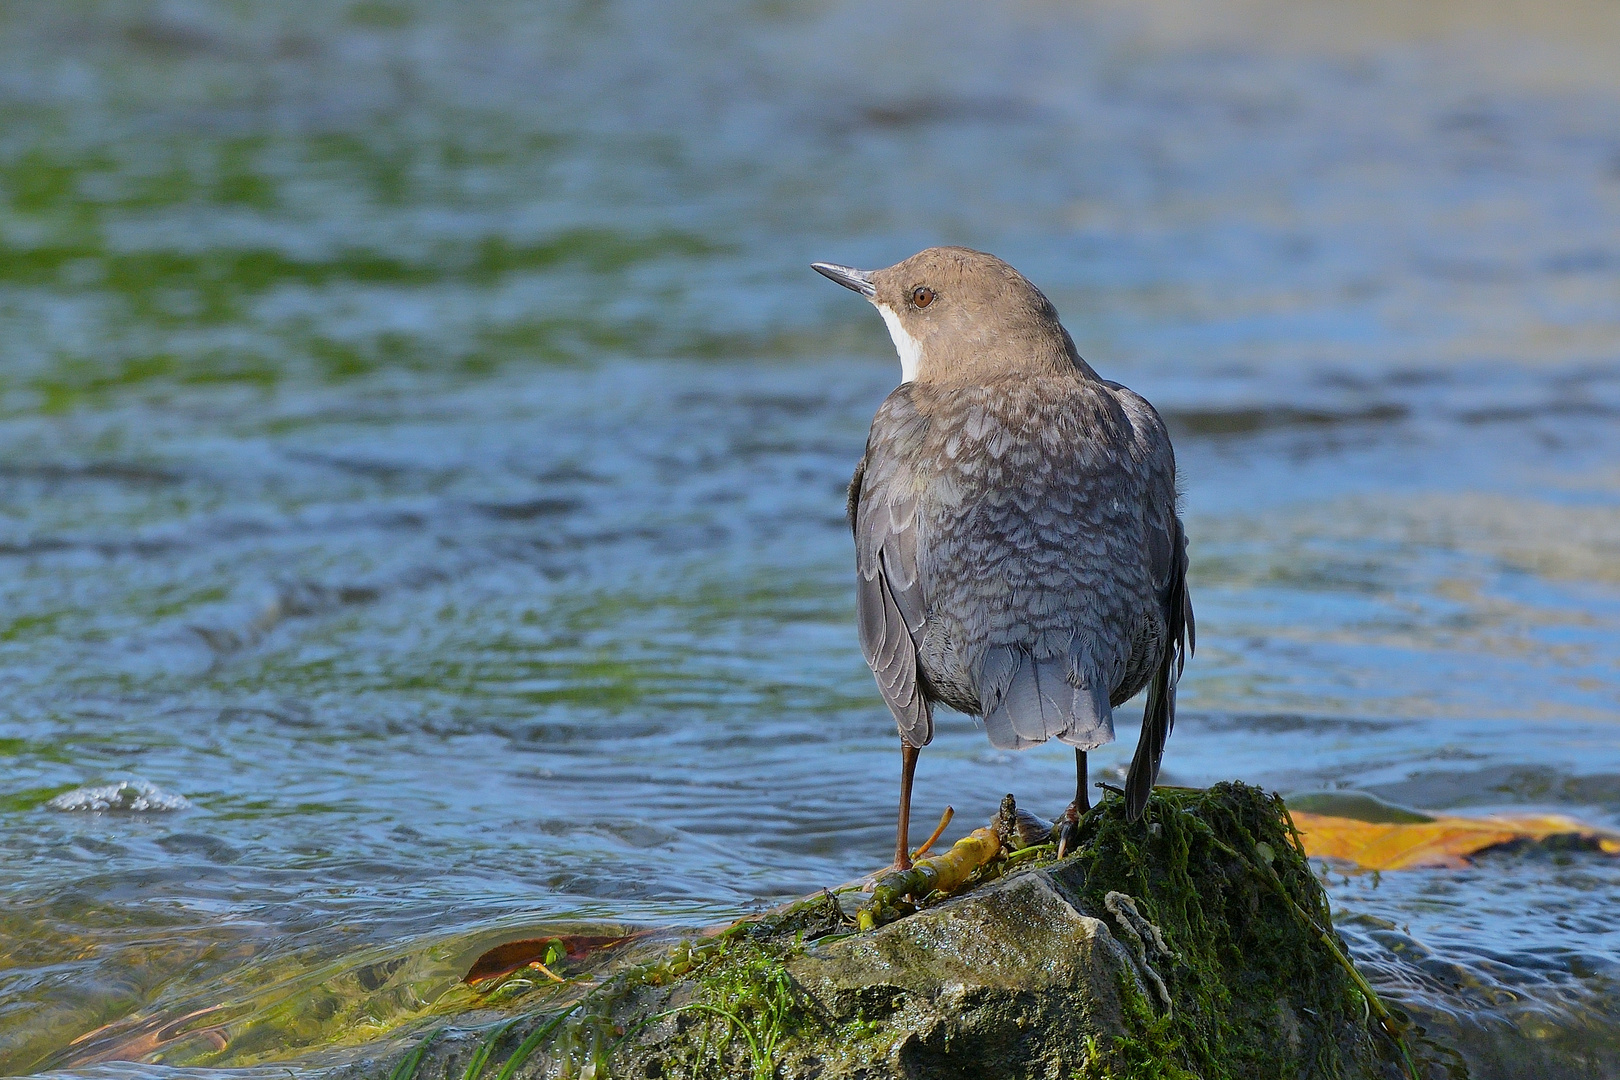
[872,854,911,883]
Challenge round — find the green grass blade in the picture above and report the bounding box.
[388,1026,444,1080]
[492,1004,580,1080]
[462,1016,522,1080]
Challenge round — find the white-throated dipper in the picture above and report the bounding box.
[813,247,1193,869]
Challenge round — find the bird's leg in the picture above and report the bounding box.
[894,742,921,872]
[1074,748,1091,813]
[1057,749,1088,858]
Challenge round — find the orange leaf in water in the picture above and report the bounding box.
[1290,796,1620,871]
[59,1006,229,1066]
[464,933,637,984]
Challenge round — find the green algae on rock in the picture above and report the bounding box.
[365,783,1409,1080]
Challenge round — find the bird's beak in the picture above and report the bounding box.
[811,262,876,299]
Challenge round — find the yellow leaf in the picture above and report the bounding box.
[1290,806,1620,871]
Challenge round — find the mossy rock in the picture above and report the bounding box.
[366,782,1406,1080]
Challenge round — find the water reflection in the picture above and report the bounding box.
[1,1,1618,1077]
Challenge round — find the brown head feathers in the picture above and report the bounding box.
[813,247,1097,385]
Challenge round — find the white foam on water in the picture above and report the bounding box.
[47,779,190,813]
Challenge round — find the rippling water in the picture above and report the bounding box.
[2,2,1619,1076]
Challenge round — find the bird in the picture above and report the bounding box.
[812,247,1193,870]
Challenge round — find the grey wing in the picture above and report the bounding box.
[1122,514,1192,821]
[1112,386,1195,821]
[850,398,933,746]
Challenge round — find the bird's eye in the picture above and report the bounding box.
[911,286,934,308]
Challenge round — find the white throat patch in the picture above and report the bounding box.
[877,305,922,383]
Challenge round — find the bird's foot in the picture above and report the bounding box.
[1056,801,1085,859]
[860,855,910,890]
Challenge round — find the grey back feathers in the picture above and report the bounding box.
[839,247,1193,822]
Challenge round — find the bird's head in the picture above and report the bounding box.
[812,246,1087,385]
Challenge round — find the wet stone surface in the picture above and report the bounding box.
[362,786,1397,1080]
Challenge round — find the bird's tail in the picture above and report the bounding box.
[979,647,1114,752]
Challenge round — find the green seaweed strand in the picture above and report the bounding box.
[1183,793,1420,1080]
[612,1003,765,1077]
[388,1026,444,1080]
[491,1004,580,1080]
[1074,782,1398,1080]
[1001,842,1056,866]
[1266,799,1422,1080]
[461,1016,522,1080]
[601,943,798,1078]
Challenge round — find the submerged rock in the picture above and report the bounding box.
[618,870,1146,1080]
[366,783,1410,1080]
